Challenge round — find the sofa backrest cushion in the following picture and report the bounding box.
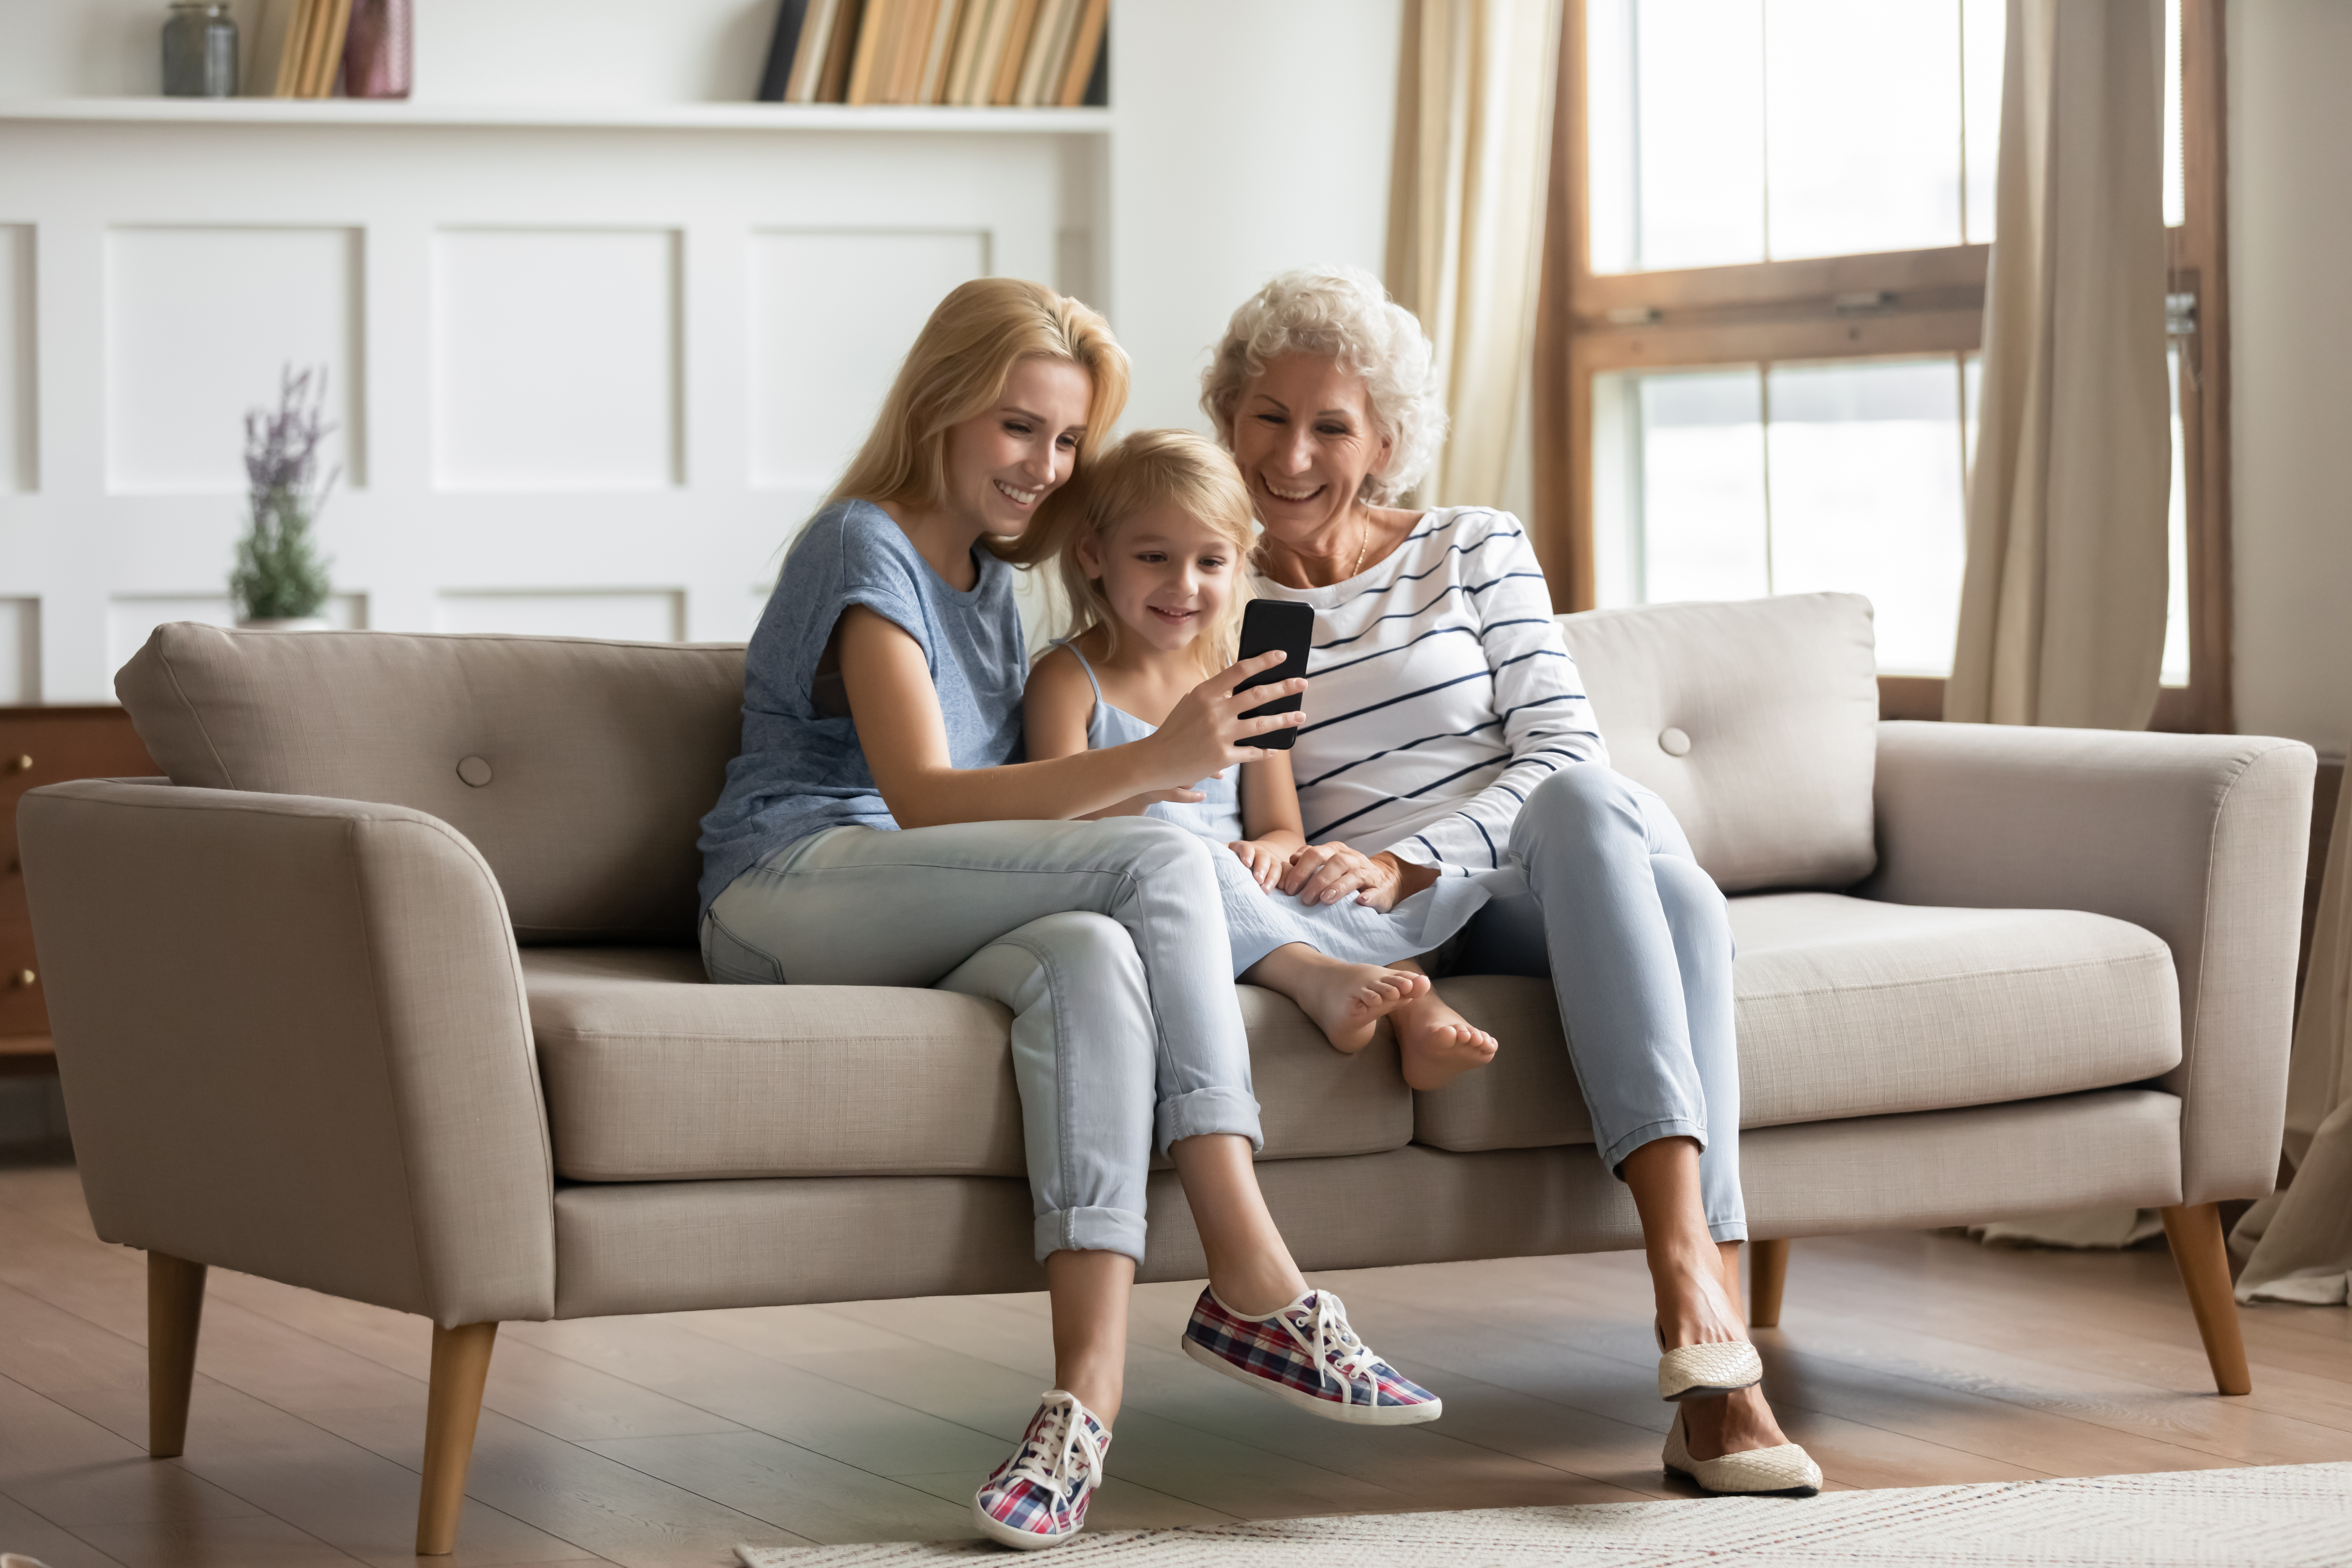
[1557,592,1879,892]
[117,625,744,943]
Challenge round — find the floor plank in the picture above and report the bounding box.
[0,1286,601,1568]
[0,1490,135,1568]
[3,1157,2349,1568]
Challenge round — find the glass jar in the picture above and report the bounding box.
[162,2,238,99]
[344,0,415,100]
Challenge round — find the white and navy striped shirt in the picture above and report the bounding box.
[1256,507,1607,876]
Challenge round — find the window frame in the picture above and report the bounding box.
[1530,0,2233,732]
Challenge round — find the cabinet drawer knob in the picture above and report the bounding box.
[10,970,32,988]
[7,755,30,774]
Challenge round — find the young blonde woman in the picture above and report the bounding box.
[697,280,1443,1552]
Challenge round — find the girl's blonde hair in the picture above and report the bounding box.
[1054,429,1257,671]
[829,278,1130,561]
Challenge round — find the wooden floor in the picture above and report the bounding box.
[2,1160,2349,1568]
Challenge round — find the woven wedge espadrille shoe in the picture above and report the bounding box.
[1662,1406,1821,1496]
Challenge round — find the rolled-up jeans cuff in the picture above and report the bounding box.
[1035,1206,1148,1265]
[1709,1219,1749,1243]
[1231,931,1288,978]
[1600,1117,1708,1181]
[1155,1086,1263,1158]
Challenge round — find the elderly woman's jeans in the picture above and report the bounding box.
[1453,765,1746,1242]
[701,817,1264,1266]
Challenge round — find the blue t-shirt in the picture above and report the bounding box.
[697,499,1028,915]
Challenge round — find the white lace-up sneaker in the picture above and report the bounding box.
[1179,1285,1442,1425]
[971,1390,1111,1550]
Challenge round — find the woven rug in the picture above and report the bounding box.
[735,1462,2352,1566]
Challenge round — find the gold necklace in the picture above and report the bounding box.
[1352,517,1371,579]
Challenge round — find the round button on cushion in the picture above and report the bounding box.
[1658,727,1693,757]
[456,755,495,788]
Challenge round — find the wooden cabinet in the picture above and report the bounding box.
[1,707,162,1057]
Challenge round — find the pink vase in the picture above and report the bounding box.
[342,0,412,100]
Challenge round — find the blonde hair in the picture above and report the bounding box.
[829,278,1131,560]
[1200,264,1447,505]
[1052,429,1257,671]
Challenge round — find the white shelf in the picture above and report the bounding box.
[0,97,1110,134]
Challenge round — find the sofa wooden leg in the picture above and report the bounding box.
[416,1321,498,1555]
[2160,1203,2251,1396]
[1748,1238,1789,1328]
[147,1251,207,1458]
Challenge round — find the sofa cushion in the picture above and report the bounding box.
[1557,593,1879,893]
[115,625,743,943]
[524,949,1414,1181]
[1412,893,2181,1152]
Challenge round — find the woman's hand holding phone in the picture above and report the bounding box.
[1147,651,1306,785]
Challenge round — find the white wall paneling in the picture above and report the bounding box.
[434,227,680,492]
[434,589,683,642]
[0,109,1096,699]
[105,224,362,492]
[0,598,37,702]
[0,225,30,493]
[1108,0,1403,433]
[747,229,990,492]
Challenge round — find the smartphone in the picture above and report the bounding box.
[1233,599,1316,751]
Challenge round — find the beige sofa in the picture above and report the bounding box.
[17,592,2312,1553]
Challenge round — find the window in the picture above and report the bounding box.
[1534,0,2231,729]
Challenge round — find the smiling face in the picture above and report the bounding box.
[1077,504,1245,658]
[1227,353,1393,546]
[939,355,1094,541]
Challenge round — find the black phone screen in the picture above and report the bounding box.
[1233,599,1316,751]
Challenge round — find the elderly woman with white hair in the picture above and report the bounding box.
[1203,265,1821,1498]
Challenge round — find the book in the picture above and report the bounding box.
[756,0,813,101]
[272,0,317,96]
[1057,0,1108,108]
[817,0,866,101]
[914,0,965,104]
[785,0,844,102]
[1013,0,1072,107]
[1080,16,1107,106]
[845,0,898,105]
[985,0,1038,105]
[242,0,296,97]
[885,0,937,103]
[300,0,353,97]
[944,0,1000,105]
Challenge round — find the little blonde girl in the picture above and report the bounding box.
[1027,429,1500,1086]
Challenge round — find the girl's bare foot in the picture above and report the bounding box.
[1244,945,1430,1054]
[1392,990,1498,1091]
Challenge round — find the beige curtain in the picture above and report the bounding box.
[1386,0,1561,510]
[1945,0,2171,730]
[2230,771,2352,1304]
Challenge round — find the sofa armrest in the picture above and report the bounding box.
[1861,721,2315,1205]
[17,779,555,1326]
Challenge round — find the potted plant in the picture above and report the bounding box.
[232,366,338,631]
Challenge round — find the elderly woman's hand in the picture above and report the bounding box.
[1280,844,1442,910]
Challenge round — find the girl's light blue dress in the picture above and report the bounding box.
[1061,644,1501,978]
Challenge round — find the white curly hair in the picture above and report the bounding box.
[1200,265,1447,506]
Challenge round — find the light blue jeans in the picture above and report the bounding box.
[701,817,1264,1265]
[1452,765,1746,1242]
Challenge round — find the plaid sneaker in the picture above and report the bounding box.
[970,1390,1110,1551]
[1180,1286,1442,1426]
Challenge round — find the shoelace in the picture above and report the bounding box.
[999,1393,1102,1502]
[1294,1293,1384,1404]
